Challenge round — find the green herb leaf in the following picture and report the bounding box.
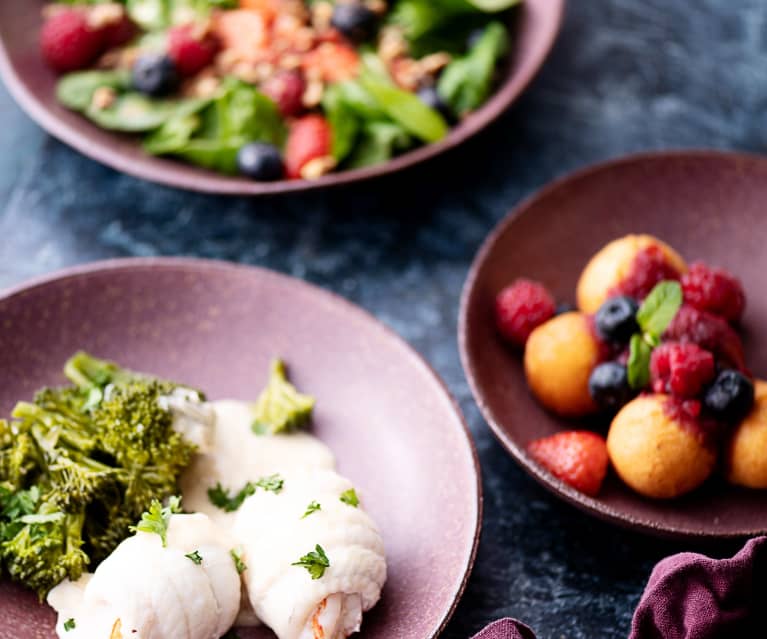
[627,334,653,390]
[130,496,182,547]
[346,121,412,169]
[56,70,130,112]
[84,93,182,132]
[301,501,321,519]
[63,618,76,632]
[251,360,315,435]
[255,473,284,494]
[339,488,359,508]
[208,482,256,512]
[230,548,246,574]
[292,544,330,580]
[185,550,203,565]
[636,281,683,338]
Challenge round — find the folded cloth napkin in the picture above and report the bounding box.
[472,536,767,639]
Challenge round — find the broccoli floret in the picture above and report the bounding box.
[251,360,315,435]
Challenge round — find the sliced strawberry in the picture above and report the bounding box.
[528,431,609,497]
[284,114,332,179]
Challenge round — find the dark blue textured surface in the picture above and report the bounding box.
[0,1,761,637]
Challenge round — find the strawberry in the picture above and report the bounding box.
[285,114,332,179]
[41,9,104,72]
[528,431,609,497]
[262,70,306,117]
[168,24,219,76]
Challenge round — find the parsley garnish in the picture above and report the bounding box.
[64,618,76,632]
[292,544,330,580]
[185,550,203,565]
[208,482,256,512]
[231,548,246,574]
[130,496,182,547]
[627,281,683,389]
[208,475,284,512]
[301,501,321,519]
[340,488,359,508]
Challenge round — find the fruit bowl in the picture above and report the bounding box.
[0,0,563,195]
[459,150,767,538]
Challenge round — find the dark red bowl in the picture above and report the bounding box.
[0,0,563,195]
[459,150,767,539]
[0,258,481,638]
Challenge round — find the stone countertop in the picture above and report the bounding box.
[1,1,763,637]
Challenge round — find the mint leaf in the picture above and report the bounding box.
[636,281,683,338]
[627,334,653,389]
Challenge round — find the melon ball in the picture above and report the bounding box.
[576,234,687,314]
[607,394,716,499]
[725,380,767,489]
[524,312,602,418]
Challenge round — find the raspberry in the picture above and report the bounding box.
[41,9,104,72]
[101,13,138,49]
[494,279,556,347]
[681,261,746,323]
[528,431,609,497]
[650,342,715,398]
[261,70,306,117]
[664,305,746,371]
[284,115,332,179]
[609,245,682,301]
[167,24,219,76]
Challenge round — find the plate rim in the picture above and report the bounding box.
[458,148,767,540]
[1,257,483,638]
[0,0,565,196]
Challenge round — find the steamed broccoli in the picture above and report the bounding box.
[251,360,315,435]
[0,352,204,598]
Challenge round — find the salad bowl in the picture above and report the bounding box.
[0,0,564,195]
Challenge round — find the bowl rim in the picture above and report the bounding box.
[0,0,565,195]
[1,256,483,637]
[458,148,767,540]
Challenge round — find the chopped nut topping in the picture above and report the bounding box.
[87,3,125,29]
[302,78,325,108]
[185,73,221,99]
[366,0,388,15]
[378,26,408,63]
[91,87,117,110]
[311,1,334,31]
[418,52,452,76]
[300,156,337,180]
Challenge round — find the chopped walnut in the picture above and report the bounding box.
[418,52,451,77]
[184,73,221,99]
[302,78,325,108]
[97,45,139,71]
[311,1,334,31]
[378,26,408,63]
[91,86,117,110]
[278,53,303,70]
[390,58,420,91]
[87,3,125,29]
[300,155,337,180]
[366,0,388,15]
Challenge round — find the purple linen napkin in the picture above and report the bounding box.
[471,536,767,639]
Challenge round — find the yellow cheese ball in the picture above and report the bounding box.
[576,234,687,314]
[607,395,716,499]
[725,380,767,489]
[524,312,601,418]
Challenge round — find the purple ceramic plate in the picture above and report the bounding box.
[0,258,481,638]
[459,150,767,539]
[0,0,563,195]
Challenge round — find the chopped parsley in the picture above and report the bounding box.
[292,544,330,580]
[185,550,203,565]
[301,501,321,519]
[63,618,76,632]
[231,548,246,574]
[208,474,285,512]
[130,496,182,547]
[340,488,359,508]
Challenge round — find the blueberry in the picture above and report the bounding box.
[703,370,755,422]
[132,54,178,97]
[595,296,640,344]
[588,362,633,411]
[237,143,284,181]
[417,86,454,123]
[330,4,378,43]
[555,302,576,316]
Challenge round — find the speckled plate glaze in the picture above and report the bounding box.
[0,258,481,639]
[0,1,563,195]
[459,150,767,539]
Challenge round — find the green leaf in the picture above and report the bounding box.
[627,334,653,390]
[208,482,256,512]
[185,550,203,565]
[322,85,360,162]
[346,121,412,169]
[360,75,448,143]
[129,496,182,547]
[84,93,180,132]
[255,473,284,494]
[339,488,359,508]
[301,501,321,519]
[438,21,509,115]
[388,0,479,40]
[292,544,330,580]
[636,281,683,338]
[467,0,521,10]
[64,618,76,632]
[56,71,130,112]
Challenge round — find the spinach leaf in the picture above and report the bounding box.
[346,121,412,168]
[125,0,236,31]
[438,21,509,115]
[322,85,360,162]
[56,71,131,112]
[388,0,479,40]
[84,93,181,132]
